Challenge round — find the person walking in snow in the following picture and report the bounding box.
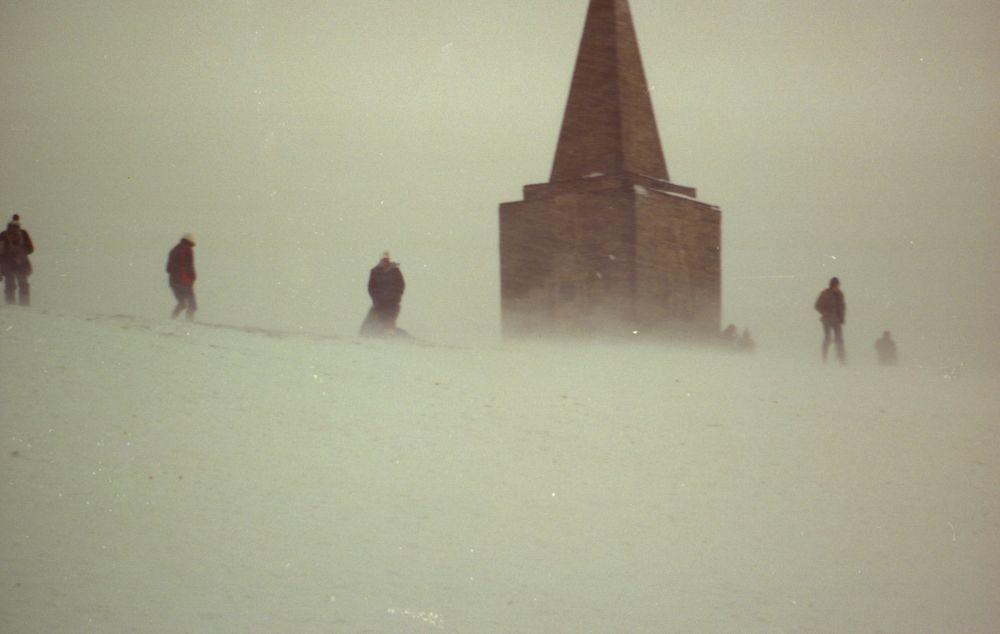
[814,277,846,364]
[360,251,405,336]
[166,233,197,320]
[0,214,35,306]
[875,330,898,366]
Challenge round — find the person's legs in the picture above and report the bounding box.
[364,302,400,335]
[185,288,197,320]
[3,270,15,304]
[821,322,832,362]
[383,302,400,330]
[170,284,187,319]
[833,323,846,364]
[16,273,29,306]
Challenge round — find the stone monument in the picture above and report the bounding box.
[499,0,721,338]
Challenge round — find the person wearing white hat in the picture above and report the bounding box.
[165,233,197,320]
[360,251,405,336]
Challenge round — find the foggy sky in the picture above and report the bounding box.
[1,0,997,366]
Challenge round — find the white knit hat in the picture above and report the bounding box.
[182,233,196,245]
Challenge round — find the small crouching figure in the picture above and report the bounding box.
[875,331,898,366]
[720,324,738,346]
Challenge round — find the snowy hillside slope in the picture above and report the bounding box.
[1,307,998,632]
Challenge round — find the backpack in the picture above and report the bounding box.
[4,230,28,266]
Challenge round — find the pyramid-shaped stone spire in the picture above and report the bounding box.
[550,0,669,183]
[499,0,720,339]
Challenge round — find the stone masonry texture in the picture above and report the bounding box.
[499,0,721,338]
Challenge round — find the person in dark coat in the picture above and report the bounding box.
[360,251,405,336]
[166,233,197,320]
[875,331,898,366]
[0,214,34,306]
[814,276,846,364]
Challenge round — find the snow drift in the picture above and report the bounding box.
[1,308,997,632]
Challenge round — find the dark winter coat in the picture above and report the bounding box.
[0,225,34,275]
[166,239,196,287]
[368,262,405,308]
[814,287,845,325]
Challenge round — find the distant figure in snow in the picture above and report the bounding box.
[814,277,846,364]
[720,323,738,347]
[166,233,197,320]
[738,328,755,353]
[360,251,405,336]
[875,331,898,366]
[0,214,35,306]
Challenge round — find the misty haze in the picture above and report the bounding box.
[2,0,998,632]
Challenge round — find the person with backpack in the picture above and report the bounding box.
[0,214,35,306]
[166,233,197,320]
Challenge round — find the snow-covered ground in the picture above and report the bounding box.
[2,307,997,632]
